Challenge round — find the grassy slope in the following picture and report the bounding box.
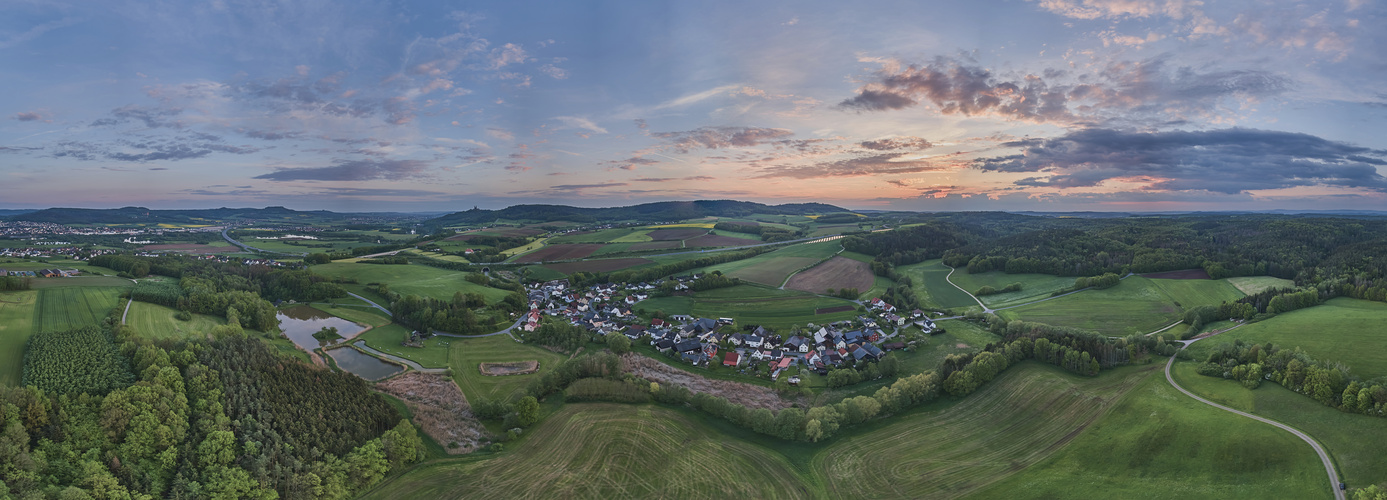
[0,291,38,385]
[948,269,1076,309]
[1184,298,1387,379]
[1228,276,1296,295]
[1171,360,1387,488]
[35,286,124,333]
[897,260,979,310]
[449,335,566,401]
[1148,278,1246,310]
[688,240,840,286]
[638,285,860,330]
[126,301,227,340]
[311,262,512,303]
[999,277,1180,336]
[978,362,1329,499]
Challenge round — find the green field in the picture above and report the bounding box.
[309,303,392,327]
[1183,298,1387,379]
[1228,276,1296,295]
[0,291,38,385]
[638,285,861,330]
[34,287,124,333]
[449,335,566,402]
[360,403,812,499]
[1147,278,1246,310]
[126,301,228,340]
[1171,360,1387,488]
[999,277,1181,336]
[948,268,1076,308]
[358,324,451,368]
[692,240,840,286]
[898,260,980,310]
[979,363,1329,499]
[549,227,652,244]
[310,262,513,303]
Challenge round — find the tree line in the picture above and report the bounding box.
[1198,340,1387,417]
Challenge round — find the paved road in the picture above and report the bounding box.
[346,292,393,317]
[943,264,991,313]
[431,316,525,341]
[350,341,448,374]
[1166,340,1344,499]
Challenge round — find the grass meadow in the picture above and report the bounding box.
[999,277,1181,336]
[1147,278,1246,310]
[310,262,513,303]
[0,291,38,385]
[34,286,124,333]
[1171,359,1387,489]
[948,268,1077,309]
[1183,298,1387,379]
[1227,276,1296,295]
[897,260,980,310]
[126,301,227,340]
[690,240,841,286]
[448,335,566,402]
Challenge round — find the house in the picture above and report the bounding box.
[745,335,764,348]
[729,333,746,346]
[656,339,676,352]
[882,341,906,351]
[863,343,885,358]
[784,336,809,353]
[625,325,647,339]
[675,339,702,353]
[751,325,773,338]
[912,309,926,318]
[776,357,793,370]
[651,318,666,327]
[723,352,742,367]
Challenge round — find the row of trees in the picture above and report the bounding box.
[0,275,31,291]
[975,282,1022,296]
[1074,273,1121,290]
[1199,340,1387,417]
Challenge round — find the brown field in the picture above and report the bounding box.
[139,243,231,254]
[513,243,603,262]
[785,256,874,294]
[683,234,756,248]
[647,228,709,241]
[629,241,681,251]
[446,227,543,241]
[544,258,653,274]
[622,353,797,410]
[1141,268,1212,280]
[376,372,489,454]
[479,361,540,376]
[815,305,855,314]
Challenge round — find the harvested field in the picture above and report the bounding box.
[1141,268,1211,280]
[376,372,488,454]
[629,241,681,251]
[647,228,708,240]
[622,353,794,410]
[544,258,653,274]
[513,243,603,262]
[683,234,756,248]
[139,243,231,254]
[785,256,873,294]
[814,305,855,314]
[479,361,539,376]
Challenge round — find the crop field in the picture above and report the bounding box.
[999,277,1181,336]
[126,301,227,340]
[138,242,235,254]
[34,287,123,333]
[784,256,874,295]
[1148,278,1245,310]
[691,240,840,286]
[449,335,566,402]
[646,228,709,241]
[638,285,860,329]
[979,363,1328,499]
[549,227,651,244]
[1227,276,1296,295]
[947,268,1076,308]
[897,260,980,310]
[1171,360,1387,488]
[29,276,136,289]
[543,258,654,275]
[683,233,758,248]
[500,237,549,257]
[1183,298,1387,379]
[361,404,810,500]
[808,224,858,237]
[512,244,604,263]
[310,262,513,303]
[0,291,38,385]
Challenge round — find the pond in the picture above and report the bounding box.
[277,305,365,351]
[327,347,404,380]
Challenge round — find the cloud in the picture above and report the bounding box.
[240,129,303,141]
[48,135,259,162]
[91,105,185,129]
[652,126,795,153]
[551,183,629,190]
[860,136,933,150]
[654,84,743,110]
[539,64,568,79]
[608,157,658,170]
[315,187,446,197]
[973,128,1387,194]
[12,110,50,122]
[255,159,432,181]
[0,17,82,50]
[840,56,1290,126]
[633,176,715,182]
[553,116,608,134]
[752,152,949,179]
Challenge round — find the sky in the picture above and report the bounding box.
[1,0,1385,212]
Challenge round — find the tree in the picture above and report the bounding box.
[514,396,541,427]
[605,333,631,354]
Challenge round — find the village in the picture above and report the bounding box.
[518,276,940,382]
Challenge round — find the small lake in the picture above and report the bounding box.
[327,347,404,380]
[277,305,365,351]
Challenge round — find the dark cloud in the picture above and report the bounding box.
[841,56,1291,126]
[316,187,445,197]
[652,126,795,153]
[973,128,1387,193]
[47,136,259,163]
[608,156,659,170]
[551,183,629,190]
[13,111,48,122]
[254,159,432,181]
[91,105,184,128]
[241,129,304,141]
[753,153,947,179]
[860,137,933,150]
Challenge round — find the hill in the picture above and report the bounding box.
[10,206,398,224]
[422,200,848,227]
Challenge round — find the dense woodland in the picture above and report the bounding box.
[421,200,845,227]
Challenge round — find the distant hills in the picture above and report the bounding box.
[10,206,370,224]
[420,200,849,227]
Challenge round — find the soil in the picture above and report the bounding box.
[479,361,540,376]
[544,258,653,274]
[621,353,797,411]
[785,256,874,295]
[1141,269,1213,280]
[377,372,489,454]
[629,241,681,251]
[647,228,710,241]
[683,234,758,248]
[513,244,604,263]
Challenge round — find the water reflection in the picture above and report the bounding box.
[276,305,364,351]
[327,348,404,380]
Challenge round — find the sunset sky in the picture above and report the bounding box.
[2,0,1385,212]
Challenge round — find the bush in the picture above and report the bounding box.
[563,378,651,403]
